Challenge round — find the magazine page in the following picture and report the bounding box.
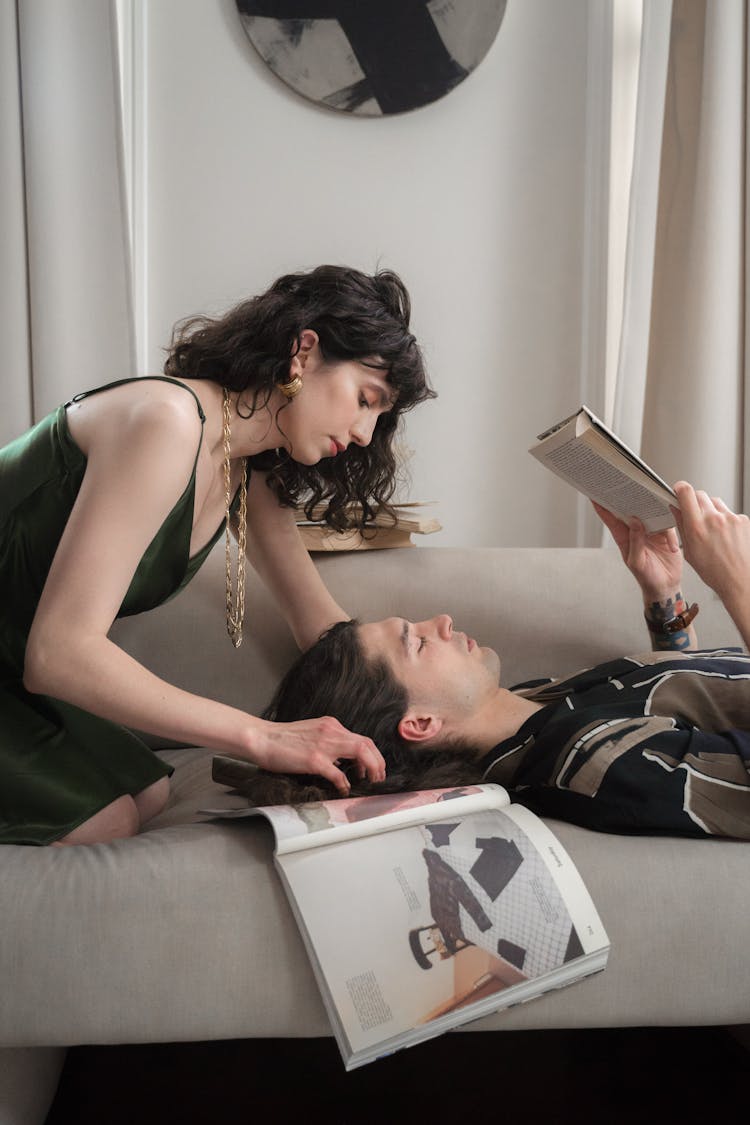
[279,803,609,1069]
[202,783,511,856]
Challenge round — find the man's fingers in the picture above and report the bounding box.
[592,501,623,532]
[664,527,681,552]
[674,481,734,524]
[624,516,647,557]
[592,501,629,553]
[672,482,702,538]
[673,481,700,516]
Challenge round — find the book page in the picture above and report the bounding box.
[280,803,608,1068]
[547,436,674,530]
[202,783,511,856]
[530,410,676,532]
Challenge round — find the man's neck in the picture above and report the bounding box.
[457,688,545,755]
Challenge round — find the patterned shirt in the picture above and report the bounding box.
[480,650,750,838]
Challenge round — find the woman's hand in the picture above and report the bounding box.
[251,717,386,795]
[592,501,683,602]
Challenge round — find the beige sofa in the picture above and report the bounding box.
[2,543,749,1124]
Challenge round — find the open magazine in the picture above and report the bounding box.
[204,781,610,1069]
[529,406,678,532]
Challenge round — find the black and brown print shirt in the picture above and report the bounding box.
[480,650,750,838]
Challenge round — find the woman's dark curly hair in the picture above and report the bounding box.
[164,265,434,530]
[224,620,481,808]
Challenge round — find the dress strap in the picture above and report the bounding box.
[66,376,206,423]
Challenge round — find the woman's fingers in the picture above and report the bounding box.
[316,759,354,795]
[257,716,386,790]
[347,736,386,783]
[324,721,385,782]
[312,722,385,786]
[323,738,386,793]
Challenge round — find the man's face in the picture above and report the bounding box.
[357,615,501,733]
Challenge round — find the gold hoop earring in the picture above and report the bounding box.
[277,373,303,400]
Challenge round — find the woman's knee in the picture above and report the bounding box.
[133,776,170,825]
[53,795,140,846]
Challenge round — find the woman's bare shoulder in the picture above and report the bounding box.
[66,378,206,457]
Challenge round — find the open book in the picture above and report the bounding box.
[530,406,677,532]
[295,501,442,552]
[205,781,609,1069]
[296,524,417,552]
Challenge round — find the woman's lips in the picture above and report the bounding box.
[330,439,346,455]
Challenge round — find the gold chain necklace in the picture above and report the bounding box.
[222,387,248,648]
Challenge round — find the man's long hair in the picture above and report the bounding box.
[235,620,480,807]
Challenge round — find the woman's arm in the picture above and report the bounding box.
[672,482,750,651]
[24,396,382,792]
[592,502,698,651]
[243,470,349,650]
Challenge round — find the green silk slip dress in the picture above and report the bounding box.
[0,377,231,844]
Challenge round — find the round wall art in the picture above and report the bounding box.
[235,1,508,116]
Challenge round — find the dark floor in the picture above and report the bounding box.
[46,1027,748,1125]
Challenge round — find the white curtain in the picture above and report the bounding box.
[1,1,33,444]
[1,0,134,447]
[613,0,748,510]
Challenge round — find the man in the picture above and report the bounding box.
[240,483,750,838]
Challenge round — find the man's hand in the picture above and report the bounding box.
[672,482,750,607]
[592,501,683,603]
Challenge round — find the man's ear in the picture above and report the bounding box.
[398,712,444,744]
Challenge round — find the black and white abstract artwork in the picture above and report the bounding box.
[236,1,508,116]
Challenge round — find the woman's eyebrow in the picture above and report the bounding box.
[370,382,396,409]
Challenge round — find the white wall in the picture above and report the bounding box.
[136,0,598,546]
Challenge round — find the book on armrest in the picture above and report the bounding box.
[295,524,417,552]
[204,776,610,1070]
[529,406,677,532]
[295,501,442,552]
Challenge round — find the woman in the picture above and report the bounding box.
[0,264,434,845]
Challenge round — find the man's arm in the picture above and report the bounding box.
[672,482,750,651]
[592,502,697,652]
